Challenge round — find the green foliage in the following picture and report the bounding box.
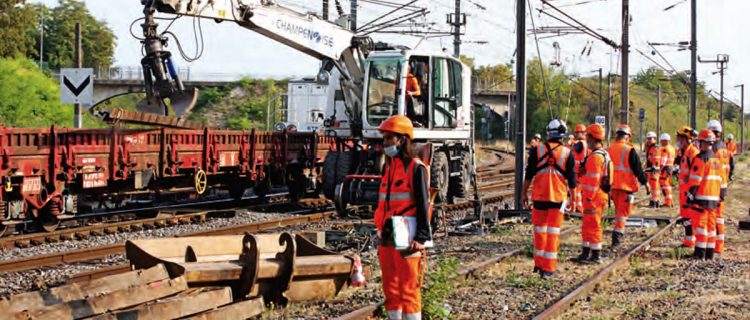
[505,271,553,290]
[0,0,37,58]
[189,78,288,130]
[0,57,73,127]
[36,0,117,69]
[422,256,458,320]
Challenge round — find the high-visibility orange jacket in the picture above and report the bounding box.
[712,141,731,194]
[660,144,676,177]
[609,140,648,192]
[572,139,589,173]
[525,141,577,204]
[678,144,700,184]
[727,141,738,156]
[406,72,421,96]
[579,148,612,204]
[645,143,661,172]
[374,157,431,243]
[687,149,723,210]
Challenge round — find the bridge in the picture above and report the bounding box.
[87,67,517,116]
[90,66,237,106]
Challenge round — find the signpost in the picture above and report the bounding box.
[638,108,646,151]
[60,68,93,128]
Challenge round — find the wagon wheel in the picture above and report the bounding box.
[194,169,208,195]
[37,203,61,233]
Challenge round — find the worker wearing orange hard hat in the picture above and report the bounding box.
[375,115,431,320]
[573,124,612,264]
[686,129,723,260]
[607,124,648,247]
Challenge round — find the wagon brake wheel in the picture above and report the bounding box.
[195,169,208,195]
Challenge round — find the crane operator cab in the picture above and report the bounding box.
[362,51,471,141]
[331,50,473,217]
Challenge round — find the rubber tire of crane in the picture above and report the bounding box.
[449,151,471,202]
[322,152,340,200]
[431,152,450,204]
[322,151,352,200]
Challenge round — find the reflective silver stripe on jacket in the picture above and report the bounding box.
[613,145,632,173]
[378,192,414,201]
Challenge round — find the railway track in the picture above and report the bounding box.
[336,199,674,319]
[0,190,516,279]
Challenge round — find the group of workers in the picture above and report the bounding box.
[525,119,737,278]
[371,113,739,319]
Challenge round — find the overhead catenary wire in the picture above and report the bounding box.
[528,0,554,119]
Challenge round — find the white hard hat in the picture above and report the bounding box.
[546,119,568,138]
[646,131,657,139]
[659,133,671,141]
[727,134,734,140]
[568,134,574,139]
[707,119,722,133]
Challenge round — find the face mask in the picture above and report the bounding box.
[384,144,400,157]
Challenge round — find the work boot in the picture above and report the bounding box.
[705,248,715,260]
[692,248,706,260]
[572,247,590,263]
[585,250,602,264]
[533,266,541,274]
[540,270,555,279]
[611,232,623,247]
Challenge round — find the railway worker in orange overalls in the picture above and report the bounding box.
[573,124,612,264]
[608,124,649,247]
[570,124,590,214]
[658,133,676,208]
[521,119,577,279]
[686,129,724,260]
[644,131,661,208]
[676,126,700,248]
[707,120,732,255]
[726,133,737,180]
[374,115,431,320]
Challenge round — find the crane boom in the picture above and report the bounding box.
[139,0,368,125]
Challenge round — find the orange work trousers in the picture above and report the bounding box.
[648,172,660,203]
[611,189,634,235]
[690,207,716,251]
[659,174,674,207]
[532,206,564,273]
[716,201,725,253]
[378,245,423,319]
[581,198,606,251]
[679,185,695,247]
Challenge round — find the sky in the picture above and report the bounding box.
[31,0,750,111]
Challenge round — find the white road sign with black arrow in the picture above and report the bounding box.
[60,68,94,105]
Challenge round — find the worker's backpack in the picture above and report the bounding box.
[579,148,612,193]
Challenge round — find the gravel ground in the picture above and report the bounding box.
[558,158,750,320]
[0,210,291,261]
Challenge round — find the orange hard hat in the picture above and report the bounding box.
[616,124,632,136]
[586,124,605,141]
[378,115,414,140]
[696,129,716,143]
[574,124,587,133]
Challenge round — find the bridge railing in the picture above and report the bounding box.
[472,77,515,95]
[95,65,191,81]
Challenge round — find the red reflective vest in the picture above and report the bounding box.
[727,141,738,156]
[572,139,589,173]
[609,140,638,192]
[579,148,612,204]
[532,142,572,203]
[374,157,429,232]
[646,143,661,171]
